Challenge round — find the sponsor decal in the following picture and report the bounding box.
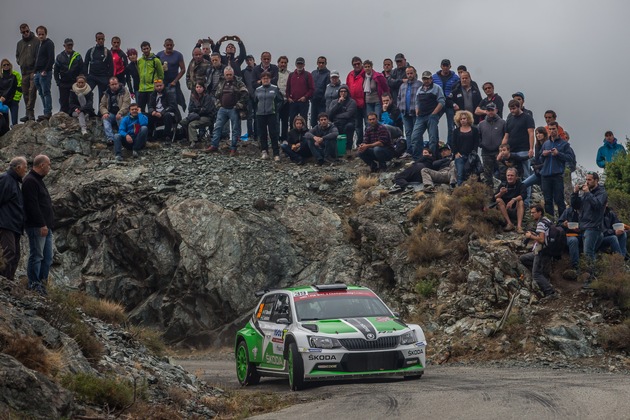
[252,347,258,357]
[407,349,424,356]
[271,329,284,343]
[344,318,378,340]
[376,317,391,322]
[265,354,284,365]
[308,354,338,361]
[308,348,323,352]
[293,289,378,302]
[293,291,308,298]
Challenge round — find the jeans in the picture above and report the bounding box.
[454,155,468,186]
[411,114,439,160]
[402,114,416,153]
[281,142,312,163]
[566,236,581,268]
[365,102,382,121]
[355,107,365,145]
[520,252,553,296]
[307,137,336,162]
[522,173,541,189]
[358,146,394,170]
[513,151,532,204]
[211,107,240,150]
[7,100,19,126]
[102,113,119,141]
[58,84,72,115]
[599,233,627,257]
[583,229,603,281]
[114,126,148,155]
[26,227,53,293]
[440,106,455,146]
[257,113,280,156]
[34,71,52,116]
[541,174,565,218]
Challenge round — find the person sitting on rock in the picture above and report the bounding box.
[421,143,456,193]
[598,203,627,259]
[357,112,394,172]
[390,147,435,194]
[100,76,131,145]
[558,205,581,273]
[68,74,95,136]
[519,204,558,301]
[305,112,339,165]
[180,82,215,147]
[114,102,148,161]
[281,115,311,165]
[327,84,356,152]
[494,167,526,233]
[496,143,525,182]
[148,79,178,141]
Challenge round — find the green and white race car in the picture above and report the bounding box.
[235,284,426,390]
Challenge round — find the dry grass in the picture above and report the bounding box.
[321,174,337,184]
[600,319,630,351]
[1,335,52,375]
[593,254,630,309]
[201,390,301,419]
[407,228,449,263]
[355,174,378,190]
[73,293,127,325]
[128,325,167,357]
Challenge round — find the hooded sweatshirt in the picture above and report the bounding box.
[596,138,626,168]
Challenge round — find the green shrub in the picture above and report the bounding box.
[604,144,630,193]
[607,189,630,227]
[415,278,440,298]
[61,372,137,410]
[592,254,630,310]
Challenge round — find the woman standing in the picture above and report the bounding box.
[68,75,95,136]
[451,110,480,186]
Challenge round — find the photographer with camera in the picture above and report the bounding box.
[519,204,558,301]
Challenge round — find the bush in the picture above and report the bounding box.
[407,229,448,263]
[604,144,630,193]
[600,319,630,352]
[607,189,630,227]
[128,325,166,357]
[592,254,630,310]
[73,293,127,326]
[61,372,137,410]
[1,335,52,375]
[415,278,440,297]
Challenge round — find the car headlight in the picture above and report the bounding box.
[308,336,343,349]
[399,330,418,345]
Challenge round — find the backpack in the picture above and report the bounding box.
[541,219,567,257]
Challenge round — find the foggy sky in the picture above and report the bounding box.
[2,0,629,172]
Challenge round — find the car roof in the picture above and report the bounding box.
[256,284,370,297]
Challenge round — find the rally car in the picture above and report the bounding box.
[235,284,426,390]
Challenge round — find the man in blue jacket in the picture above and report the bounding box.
[540,122,571,218]
[596,131,626,168]
[114,102,148,161]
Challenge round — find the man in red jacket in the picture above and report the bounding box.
[286,57,314,129]
[346,56,365,146]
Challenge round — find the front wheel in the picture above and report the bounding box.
[236,340,260,386]
[287,342,305,391]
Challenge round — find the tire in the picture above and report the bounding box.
[236,340,260,386]
[287,341,305,391]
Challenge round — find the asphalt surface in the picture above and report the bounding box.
[176,356,630,420]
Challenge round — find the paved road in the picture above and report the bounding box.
[176,357,630,420]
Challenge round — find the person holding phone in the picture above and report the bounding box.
[540,121,571,218]
[213,35,246,77]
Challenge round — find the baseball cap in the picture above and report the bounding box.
[330,70,339,77]
[295,57,305,64]
[512,91,525,99]
[395,53,405,61]
[441,59,451,66]
[245,54,254,60]
[485,102,497,110]
[421,71,433,79]
[64,38,74,45]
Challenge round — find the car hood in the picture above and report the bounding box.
[303,317,409,336]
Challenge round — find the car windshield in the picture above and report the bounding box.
[295,292,392,321]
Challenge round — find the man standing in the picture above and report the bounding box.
[362,60,389,119]
[22,155,54,294]
[571,172,607,289]
[310,56,330,128]
[432,59,459,145]
[136,42,164,112]
[276,56,289,140]
[286,57,314,127]
[33,26,55,121]
[411,71,445,159]
[99,77,131,144]
[520,204,558,301]
[451,71,482,124]
[0,157,27,281]
[156,38,187,113]
[358,112,394,172]
[388,53,409,106]
[305,112,339,165]
[478,102,505,188]
[54,38,83,115]
[84,32,114,102]
[206,67,248,156]
[494,167,526,233]
[476,82,504,120]
[205,52,226,94]
[110,36,128,86]
[252,52,279,87]
[16,23,38,122]
[502,99,535,201]
[114,102,148,161]
[186,48,210,91]
[596,130,626,168]
[242,55,257,140]
[510,92,534,122]
[397,66,421,157]
[213,35,247,77]
[540,122,571,218]
[346,56,366,146]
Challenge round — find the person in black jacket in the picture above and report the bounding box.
[390,147,434,193]
[213,35,247,78]
[451,71,482,124]
[327,85,356,151]
[281,115,311,164]
[68,75,95,136]
[148,79,178,140]
[125,48,139,97]
[54,38,83,115]
[22,154,54,295]
[33,26,55,121]
[451,110,480,186]
[0,156,27,280]
[180,82,215,145]
[493,167,526,233]
[84,32,114,103]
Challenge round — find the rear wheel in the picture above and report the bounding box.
[236,340,260,386]
[287,342,305,391]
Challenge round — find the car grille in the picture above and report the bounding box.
[340,351,404,372]
[339,336,400,351]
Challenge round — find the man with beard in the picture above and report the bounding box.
[54,38,83,115]
[16,23,38,122]
[84,32,114,102]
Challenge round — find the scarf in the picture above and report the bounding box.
[72,82,91,108]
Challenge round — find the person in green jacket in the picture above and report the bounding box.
[136,41,163,112]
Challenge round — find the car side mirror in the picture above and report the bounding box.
[277,318,290,325]
[392,312,400,318]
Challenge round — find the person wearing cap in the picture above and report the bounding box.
[432,59,459,146]
[388,53,409,107]
[476,82,504,120]
[286,57,314,128]
[33,26,55,121]
[136,41,164,112]
[310,56,330,128]
[327,84,356,150]
[509,91,534,122]
[54,38,83,115]
[362,60,389,120]
[478,101,506,188]
[346,56,366,145]
[324,70,342,110]
[276,56,289,141]
[411,70,445,160]
[212,35,246,78]
[84,32,114,103]
[16,23,38,122]
[396,66,421,157]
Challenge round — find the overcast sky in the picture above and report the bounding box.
[2,0,628,171]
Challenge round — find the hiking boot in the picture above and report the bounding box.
[230,149,238,157]
[516,227,525,234]
[20,116,29,123]
[132,150,139,158]
[539,292,559,303]
[115,155,123,162]
[389,185,405,195]
[503,224,515,232]
[274,155,280,162]
[563,269,578,281]
[423,185,435,193]
[261,150,269,160]
[206,145,219,152]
